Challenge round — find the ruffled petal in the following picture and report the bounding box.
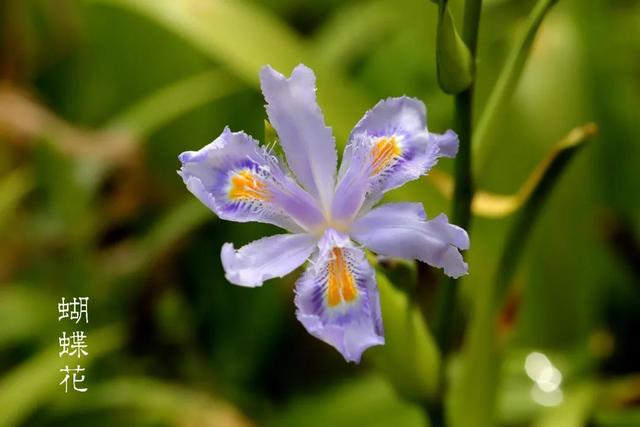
[179,127,324,232]
[221,233,317,287]
[260,64,337,211]
[351,202,469,278]
[294,229,384,362]
[333,97,458,219]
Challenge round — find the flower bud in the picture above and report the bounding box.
[436,3,474,94]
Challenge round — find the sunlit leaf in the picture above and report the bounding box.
[473,0,560,173]
[428,123,598,218]
[84,0,372,140]
[312,0,400,72]
[107,69,241,138]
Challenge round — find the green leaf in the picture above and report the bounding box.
[98,198,211,278]
[268,374,425,427]
[367,272,440,404]
[312,0,400,73]
[84,0,371,141]
[86,0,305,82]
[0,286,54,348]
[427,123,599,218]
[473,0,560,175]
[106,69,241,138]
[449,123,595,427]
[51,376,253,427]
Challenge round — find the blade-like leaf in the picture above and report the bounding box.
[473,0,560,175]
[427,123,598,218]
[85,0,371,140]
[367,272,441,404]
[107,69,241,138]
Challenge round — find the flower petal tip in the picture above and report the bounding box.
[345,336,385,364]
[220,242,263,287]
[351,204,469,279]
[432,129,459,158]
[222,234,317,288]
[259,63,316,95]
[297,314,384,363]
[444,260,469,279]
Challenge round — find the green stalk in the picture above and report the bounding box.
[429,2,483,427]
[473,0,559,176]
[434,0,482,357]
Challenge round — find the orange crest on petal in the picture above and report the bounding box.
[327,247,358,307]
[228,169,270,201]
[370,136,401,175]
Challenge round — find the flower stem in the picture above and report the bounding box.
[434,0,482,358]
[429,4,482,426]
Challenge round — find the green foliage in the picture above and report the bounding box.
[0,327,123,427]
[0,0,639,426]
[368,272,440,404]
[268,374,425,427]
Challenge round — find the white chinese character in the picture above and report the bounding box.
[58,297,69,321]
[69,297,89,324]
[59,332,70,357]
[59,365,87,393]
[69,331,88,358]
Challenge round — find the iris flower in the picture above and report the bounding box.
[178,65,469,362]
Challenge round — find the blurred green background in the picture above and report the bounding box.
[1,0,639,426]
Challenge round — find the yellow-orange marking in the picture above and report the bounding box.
[228,169,269,201]
[370,136,401,175]
[327,248,358,307]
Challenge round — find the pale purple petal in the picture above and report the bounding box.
[350,96,427,138]
[430,129,459,158]
[260,64,337,211]
[337,97,459,209]
[294,229,384,363]
[178,127,324,232]
[221,233,317,287]
[351,203,469,278]
[330,134,370,223]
